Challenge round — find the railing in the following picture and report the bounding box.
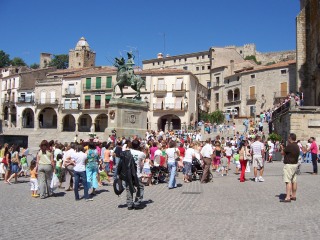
[153,102,184,111]
[36,98,59,105]
[246,94,257,101]
[17,97,34,103]
[272,101,290,120]
[153,84,167,93]
[172,83,186,92]
[81,104,109,110]
[62,103,80,110]
[274,91,288,98]
[83,83,113,91]
[63,88,79,96]
[212,82,220,88]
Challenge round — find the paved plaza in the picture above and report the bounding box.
[0,161,319,240]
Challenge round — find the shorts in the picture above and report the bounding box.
[227,156,231,164]
[30,178,39,191]
[11,164,20,173]
[220,166,228,171]
[21,163,28,172]
[252,155,264,169]
[104,162,110,172]
[142,168,151,176]
[283,164,298,183]
[183,161,192,176]
[213,156,221,166]
[235,161,240,168]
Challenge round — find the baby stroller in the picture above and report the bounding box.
[151,155,168,184]
[192,158,213,181]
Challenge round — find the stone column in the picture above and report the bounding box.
[165,121,169,132]
[34,113,39,130]
[75,122,79,132]
[8,108,11,128]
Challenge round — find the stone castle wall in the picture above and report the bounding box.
[69,49,96,69]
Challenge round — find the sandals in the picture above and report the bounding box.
[290,197,297,201]
[280,199,291,203]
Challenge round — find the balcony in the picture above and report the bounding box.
[172,83,186,94]
[83,83,113,92]
[36,98,59,105]
[61,103,80,110]
[63,88,80,97]
[246,94,257,101]
[17,97,34,104]
[80,104,110,110]
[212,82,221,88]
[153,102,185,111]
[153,84,167,95]
[274,91,288,99]
[224,97,241,106]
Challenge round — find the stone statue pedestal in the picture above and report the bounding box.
[105,98,148,138]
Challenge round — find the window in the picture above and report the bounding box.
[240,50,243,54]
[106,76,112,88]
[207,66,211,70]
[85,95,90,109]
[184,58,187,62]
[197,56,199,60]
[95,95,101,109]
[216,77,220,86]
[174,60,176,63]
[158,62,160,65]
[64,99,71,109]
[40,92,46,104]
[183,66,188,70]
[78,62,81,66]
[227,79,230,84]
[250,74,255,79]
[179,59,181,62]
[208,55,210,58]
[215,93,219,102]
[163,61,165,64]
[76,53,79,57]
[96,77,101,89]
[207,81,211,88]
[152,62,155,66]
[68,84,75,94]
[202,66,205,70]
[71,99,78,109]
[196,67,199,71]
[86,78,91,89]
[105,95,112,107]
[237,76,240,81]
[202,55,204,59]
[281,69,287,75]
[249,86,256,99]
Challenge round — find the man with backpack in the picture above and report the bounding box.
[117,139,145,210]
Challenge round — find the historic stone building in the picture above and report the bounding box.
[69,37,96,69]
[296,0,320,106]
[222,60,296,118]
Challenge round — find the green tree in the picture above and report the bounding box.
[0,50,11,68]
[49,54,69,69]
[199,112,210,122]
[11,57,27,66]
[209,110,225,124]
[30,63,40,69]
[244,55,261,65]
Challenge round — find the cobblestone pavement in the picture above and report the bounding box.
[0,162,319,240]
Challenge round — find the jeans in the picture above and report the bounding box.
[113,157,120,180]
[305,152,311,163]
[311,153,318,174]
[74,171,89,200]
[63,165,74,190]
[38,164,53,198]
[86,162,98,189]
[168,162,177,188]
[126,178,144,207]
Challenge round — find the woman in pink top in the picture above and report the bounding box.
[149,142,158,161]
[309,137,318,175]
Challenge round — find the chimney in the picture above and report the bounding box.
[230,60,235,75]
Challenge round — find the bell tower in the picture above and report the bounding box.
[69,37,96,69]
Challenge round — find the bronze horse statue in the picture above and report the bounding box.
[113,53,145,100]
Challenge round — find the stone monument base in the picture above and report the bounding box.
[105,98,148,138]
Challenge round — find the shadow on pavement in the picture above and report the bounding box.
[275,193,286,200]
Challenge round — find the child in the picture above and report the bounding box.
[233,151,240,174]
[220,153,228,176]
[56,154,63,183]
[19,155,28,177]
[30,161,39,197]
[142,152,153,186]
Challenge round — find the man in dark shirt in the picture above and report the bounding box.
[281,133,300,202]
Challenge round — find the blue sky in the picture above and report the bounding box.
[0,0,300,67]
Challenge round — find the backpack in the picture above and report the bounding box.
[113,178,124,196]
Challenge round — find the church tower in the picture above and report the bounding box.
[69,37,96,69]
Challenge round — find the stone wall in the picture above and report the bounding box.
[69,49,96,69]
[273,106,320,143]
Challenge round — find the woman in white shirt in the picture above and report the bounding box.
[165,141,179,189]
[72,145,92,201]
[183,142,195,183]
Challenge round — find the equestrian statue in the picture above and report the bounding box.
[113,52,145,100]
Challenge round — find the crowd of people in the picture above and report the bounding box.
[0,122,318,207]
